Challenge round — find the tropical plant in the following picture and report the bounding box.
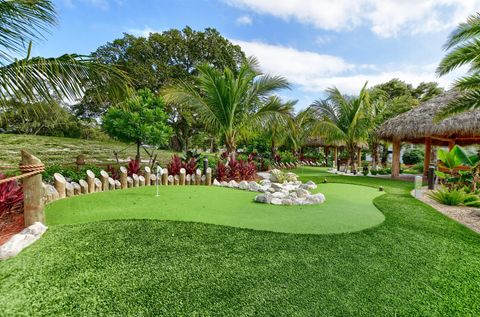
[285,107,317,155]
[428,188,468,206]
[102,89,172,161]
[437,12,480,117]
[435,145,480,191]
[0,174,23,216]
[0,0,131,110]
[163,58,292,154]
[311,83,371,171]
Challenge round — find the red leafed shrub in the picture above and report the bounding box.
[215,154,257,181]
[167,155,183,176]
[107,165,120,180]
[127,159,140,177]
[215,161,228,181]
[220,151,229,160]
[167,155,199,175]
[183,157,198,175]
[0,174,23,217]
[274,154,281,163]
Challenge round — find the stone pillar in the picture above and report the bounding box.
[179,168,186,185]
[72,182,81,195]
[86,170,95,193]
[150,174,157,186]
[94,178,102,192]
[108,177,116,190]
[65,182,74,197]
[79,179,88,194]
[127,176,133,188]
[186,174,191,185]
[162,169,168,185]
[53,173,66,199]
[120,166,128,189]
[21,151,45,226]
[206,167,212,186]
[174,175,179,185]
[144,166,151,186]
[139,175,145,186]
[100,170,109,191]
[195,169,202,185]
[132,174,139,187]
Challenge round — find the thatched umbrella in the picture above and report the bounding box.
[305,137,352,169]
[378,89,480,177]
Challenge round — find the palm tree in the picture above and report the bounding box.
[163,58,292,154]
[0,0,130,108]
[437,12,480,117]
[311,83,371,171]
[285,107,317,155]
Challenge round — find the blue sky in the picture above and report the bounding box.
[38,0,480,109]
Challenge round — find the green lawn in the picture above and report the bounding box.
[45,183,385,234]
[1,168,480,316]
[0,134,176,166]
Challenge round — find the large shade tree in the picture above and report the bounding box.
[311,84,371,171]
[437,12,480,116]
[163,58,292,154]
[0,0,131,110]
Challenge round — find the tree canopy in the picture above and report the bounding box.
[102,89,172,160]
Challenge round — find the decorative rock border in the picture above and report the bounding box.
[0,222,48,260]
[213,177,325,206]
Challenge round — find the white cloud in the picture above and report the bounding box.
[126,26,162,37]
[224,0,480,37]
[233,39,461,98]
[236,15,253,25]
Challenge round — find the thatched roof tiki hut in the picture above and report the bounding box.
[378,90,480,178]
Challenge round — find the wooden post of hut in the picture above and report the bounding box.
[144,167,151,186]
[21,151,45,226]
[391,138,401,178]
[86,170,95,193]
[357,147,362,169]
[324,146,330,167]
[424,137,432,177]
[120,166,128,189]
[333,147,338,170]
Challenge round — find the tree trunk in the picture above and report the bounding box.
[136,141,141,162]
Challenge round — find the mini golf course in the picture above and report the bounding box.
[1,168,480,316]
[45,183,385,234]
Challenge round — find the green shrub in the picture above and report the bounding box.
[402,148,424,165]
[428,188,468,206]
[279,151,297,164]
[370,170,378,175]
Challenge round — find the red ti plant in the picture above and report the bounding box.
[167,155,183,176]
[0,174,23,216]
[106,165,120,180]
[215,161,228,181]
[127,159,140,177]
[183,157,198,175]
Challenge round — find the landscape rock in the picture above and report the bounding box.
[0,222,48,260]
[238,180,249,190]
[213,179,220,186]
[228,180,238,188]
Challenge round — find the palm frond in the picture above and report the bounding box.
[0,0,56,62]
[0,50,132,106]
[437,39,480,75]
[444,13,480,50]
[453,73,480,90]
[436,89,480,119]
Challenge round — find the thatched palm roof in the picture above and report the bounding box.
[378,90,480,145]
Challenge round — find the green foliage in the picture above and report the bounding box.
[164,58,293,153]
[42,164,104,183]
[437,13,480,117]
[278,151,297,163]
[102,89,172,150]
[402,148,424,165]
[428,188,480,207]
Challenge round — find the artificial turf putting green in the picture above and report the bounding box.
[45,183,385,234]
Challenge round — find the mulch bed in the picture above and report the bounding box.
[0,211,25,245]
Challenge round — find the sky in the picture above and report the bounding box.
[38,0,480,109]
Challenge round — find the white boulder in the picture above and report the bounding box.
[0,222,48,260]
